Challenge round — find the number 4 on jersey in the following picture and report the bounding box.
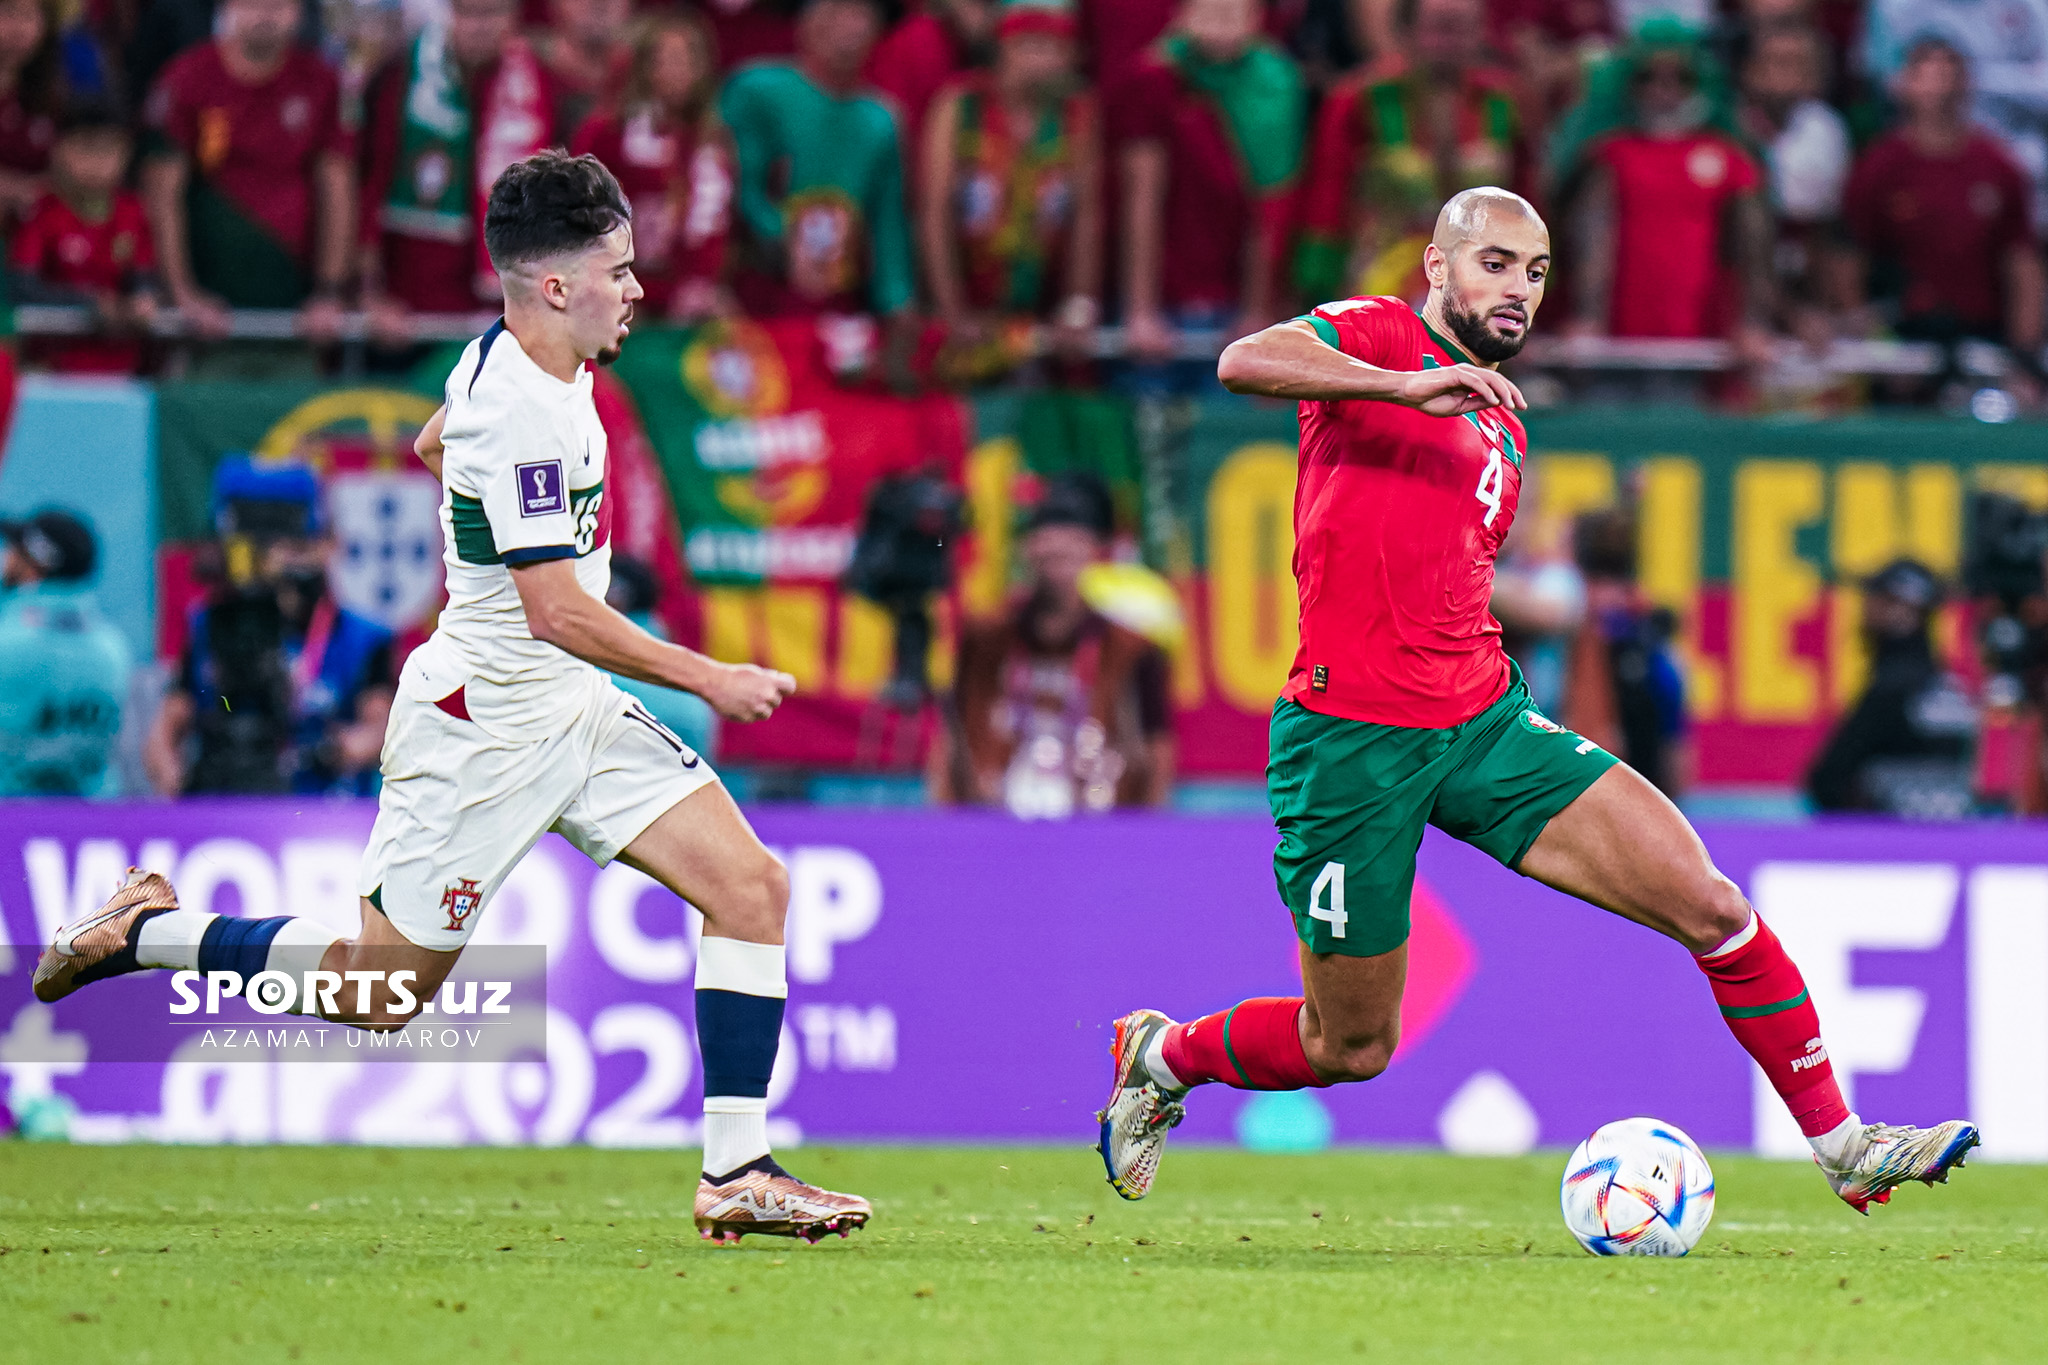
[1474,444,1506,527]
[1310,861,1347,940]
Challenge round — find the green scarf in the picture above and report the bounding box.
[1158,34,1303,192]
[381,27,474,242]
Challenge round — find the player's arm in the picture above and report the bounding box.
[415,404,446,481]
[509,559,794,721]
[1217,319,1525,415]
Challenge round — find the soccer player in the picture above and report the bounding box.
[33,150,869,1245]
[1097,187,1979,1215]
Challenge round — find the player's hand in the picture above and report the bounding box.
[704,663,798,722]
[1397,363,1525,418]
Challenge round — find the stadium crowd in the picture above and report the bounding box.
[0,0,2036,391]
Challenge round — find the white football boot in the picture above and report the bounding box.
[1096,1009,1188,1201]
[1819,1120,1980,1214]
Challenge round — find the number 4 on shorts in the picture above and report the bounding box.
[1310,861,1347,940]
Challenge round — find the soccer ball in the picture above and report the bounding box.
[1560,1118,1716,1256]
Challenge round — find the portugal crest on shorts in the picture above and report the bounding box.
[439,878,484,932]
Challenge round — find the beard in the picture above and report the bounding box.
[1443,291,1530,364]
[596,344,622,367]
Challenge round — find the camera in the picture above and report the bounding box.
[843,470,968,706]
[1963,492,2048,707]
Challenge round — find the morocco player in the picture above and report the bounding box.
[33,151,868,1243]
[1097,188,1978,1213]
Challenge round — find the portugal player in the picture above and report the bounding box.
[1097,188,1978,1212]
[34,151,868,1243]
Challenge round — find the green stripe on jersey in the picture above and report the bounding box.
[1720,989,1809,1020]
[1299,314,1341,349]
[449,493,499,565]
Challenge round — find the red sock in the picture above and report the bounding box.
[1160,997,1325,1090]
[1695,915,1851,1137]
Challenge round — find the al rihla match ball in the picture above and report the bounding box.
[1560,1117,1716,1257]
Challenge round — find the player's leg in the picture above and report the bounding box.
[613,781,789,1179]
[34,874,462,1026]
[1519,763,1979,1210]
[36,695,539,1028]
[1097,698,1438,1198]
[553,693,867,1241]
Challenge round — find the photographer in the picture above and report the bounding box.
[1806,559,1977,818]
[144,459,396,796]
[935,473,1173,815]
[0,509,131,797]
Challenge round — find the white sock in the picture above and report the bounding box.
[135,909,216,970]
[1809,1112,1864,1167]
[697,938,786,1180]
[703,1098,770,1179]
[1144,1027,1186,1090]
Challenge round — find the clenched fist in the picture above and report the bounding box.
[703,663,798,722]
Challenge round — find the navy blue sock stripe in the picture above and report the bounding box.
[696,988,785,1098]
[196,916,295,977]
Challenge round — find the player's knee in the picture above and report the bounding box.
[1680,876,1752,955]
[705,849,788,939]
[1305,1030,1396,1084]
[762,851,790,918]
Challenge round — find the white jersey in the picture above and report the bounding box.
[401,321,613,741]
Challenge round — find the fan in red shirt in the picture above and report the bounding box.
[142,0,354,339]
[1092,187,1982,1220]
[569,9,736,321]
[1113,0,1304,365]
[9,101,158,373]
[1563,27,1771,354]
[917,0,1102,369]
[1841,37,2043,366]
[537,0,632,139]
[866,0,997,179]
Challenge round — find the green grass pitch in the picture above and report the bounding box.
[3,1144,2044,1363]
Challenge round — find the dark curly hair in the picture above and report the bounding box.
[483,150,633,270]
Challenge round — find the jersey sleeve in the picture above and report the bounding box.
[1299,296,1412,367]
[464,409,582,566]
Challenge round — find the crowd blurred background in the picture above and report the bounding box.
[0,0,2044,822]
[0,0,2031,388]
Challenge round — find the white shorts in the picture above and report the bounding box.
[357,678,719,949]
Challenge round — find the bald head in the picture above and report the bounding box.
[1432,187,1547,255]
[1421,188,1550,365]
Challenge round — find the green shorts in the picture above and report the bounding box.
[1268,668,1618,958]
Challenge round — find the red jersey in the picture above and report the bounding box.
[10,190,158,373]
[11,190,156,289]
[146,42,351,266]
[1592,131,1759,338]
[1844,129,2034,335]
[1282,296,1524,728]
[1111,55,1254,311]
[865,10,968,172]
